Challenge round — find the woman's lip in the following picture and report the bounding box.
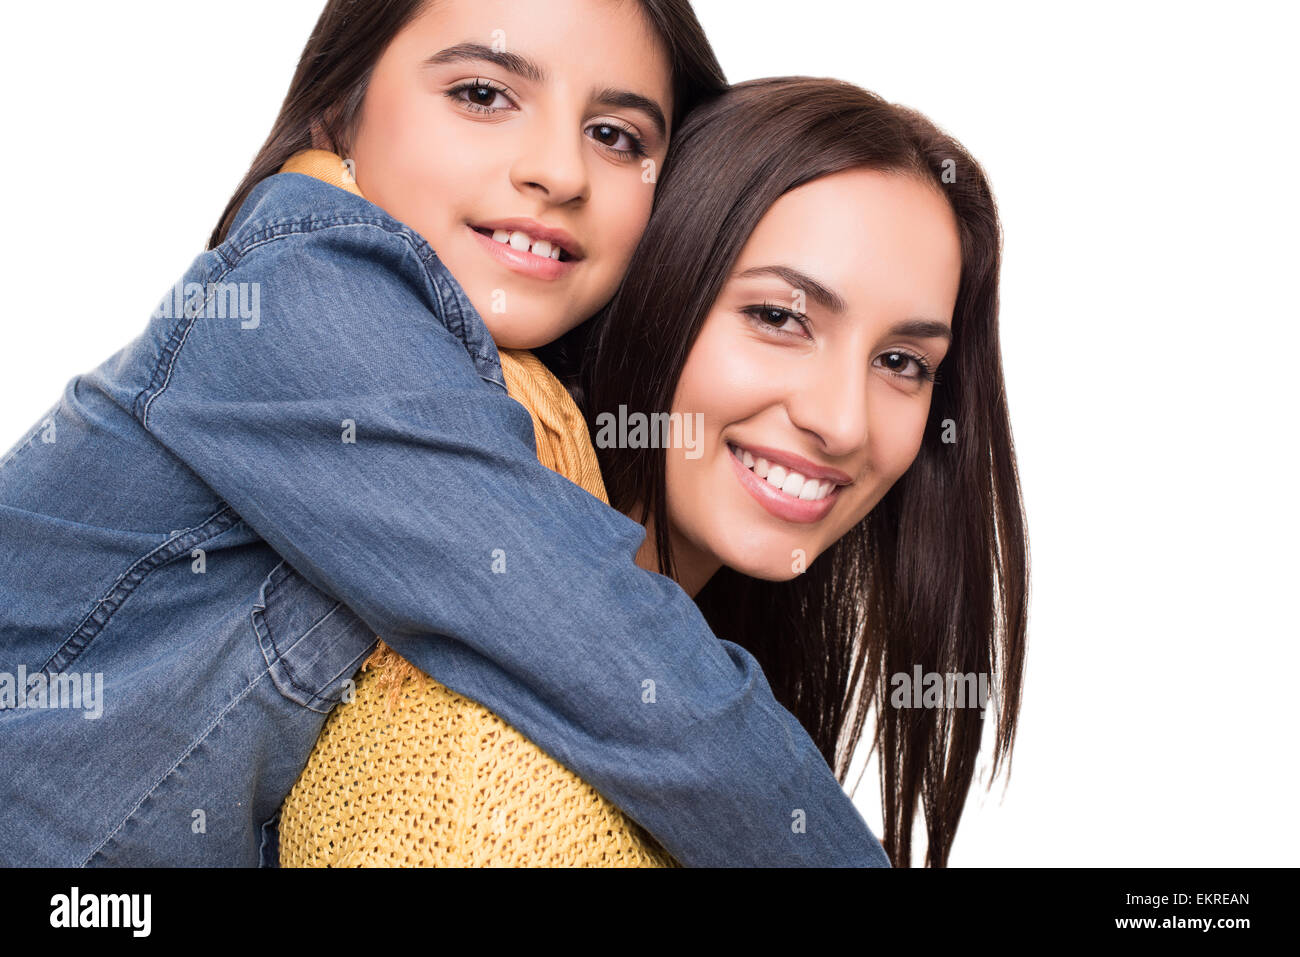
[729,441,853,485]
[728,445,838,524]
[468,224,578,281]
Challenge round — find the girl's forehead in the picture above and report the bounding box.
[399,0,673,83]
[387,0,675,132]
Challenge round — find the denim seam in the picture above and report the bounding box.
[137,221,500,423]
[135,270,230,429]
[81,661,277,867]
[229,221,499,369]
[252,576,343,711]
[251,562,379,713]
[30,505,243,680]
[221,196,501,370]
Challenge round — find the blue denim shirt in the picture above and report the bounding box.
[0,172,890,868]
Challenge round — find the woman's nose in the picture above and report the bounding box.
[784,357,871,459]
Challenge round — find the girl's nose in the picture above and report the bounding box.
[510,110,591,206]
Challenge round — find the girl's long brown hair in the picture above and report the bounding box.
[578,77,1030,867]
[207,0,726,250]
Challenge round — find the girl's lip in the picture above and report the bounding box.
[472,218,584,259]
[468,224,578,281]
[727,444,839,524]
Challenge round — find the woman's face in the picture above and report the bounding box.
[660,169,963,591]
[345,0,672,348]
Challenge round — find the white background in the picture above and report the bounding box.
[1,1,1295,866]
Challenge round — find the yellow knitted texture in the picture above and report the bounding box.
[274,151,676,867]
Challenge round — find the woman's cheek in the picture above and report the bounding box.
[873,391,930,481]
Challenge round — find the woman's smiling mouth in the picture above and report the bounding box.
[726,441,848,523]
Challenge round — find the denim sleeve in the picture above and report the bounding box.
[137,221,891,867]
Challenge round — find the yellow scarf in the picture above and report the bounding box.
[274,150,674,867]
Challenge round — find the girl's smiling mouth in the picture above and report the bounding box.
[468,218,584,281]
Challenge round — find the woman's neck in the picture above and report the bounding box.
[629,508,720,599]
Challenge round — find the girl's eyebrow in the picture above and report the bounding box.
[591,88,667,139]
[425,42,544,82]
[425,42,667,139]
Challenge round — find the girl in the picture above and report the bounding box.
[275,76,1027,867]
[0,0,886,868]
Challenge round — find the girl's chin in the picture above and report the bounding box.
[478,309,579,351]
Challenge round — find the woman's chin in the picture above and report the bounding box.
[717,547,818,583]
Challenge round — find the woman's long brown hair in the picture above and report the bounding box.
[207,0,727,250]
[577,77,1030,867]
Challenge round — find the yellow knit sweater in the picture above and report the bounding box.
[274,150,676,867]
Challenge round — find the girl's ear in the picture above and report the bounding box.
[308,119,334,152]
[309,99,355,154]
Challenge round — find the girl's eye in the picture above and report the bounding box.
[874,350,937,383]
[447,80,515,114]
[586,122,647,159]
[742,304,811,339]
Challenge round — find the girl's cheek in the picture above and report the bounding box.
[601,168,657,270]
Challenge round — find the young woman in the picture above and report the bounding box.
[275,77,1027,868]
[0,0,889,868]
[584,77,1028,867]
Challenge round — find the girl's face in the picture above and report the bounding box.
[657,169,963,593]
[346,0,672,348]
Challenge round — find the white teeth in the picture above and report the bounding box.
[729,443,838,503]
[488,228,566,261]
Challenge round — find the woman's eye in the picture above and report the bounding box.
[874,351,934,382]
[742,305,810,338]
[448,82,514,114]
[586,122,646,158]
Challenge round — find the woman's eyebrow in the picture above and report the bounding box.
[425,43,667,138]
[736,265,953,339]
[887,318,952,341]
[735,265,846,313]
